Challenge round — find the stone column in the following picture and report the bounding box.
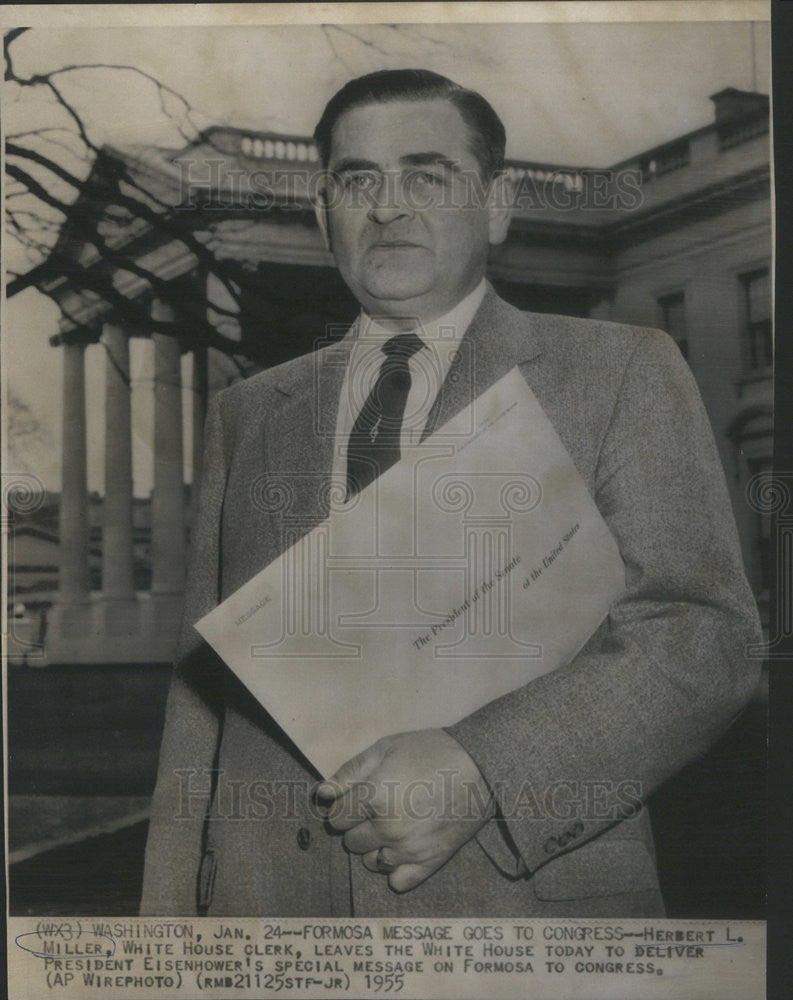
[192,345,208,496]
[101,323,138,642]
[146,300,186,659]
[102,324,135,598]
[58,341,90,603]
[48,340,91,661]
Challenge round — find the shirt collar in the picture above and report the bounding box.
[356,278,487,351]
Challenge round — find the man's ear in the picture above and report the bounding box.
[313,179,332,252]
[487,172,514,246]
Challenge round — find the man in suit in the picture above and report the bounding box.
[141,69,761,917]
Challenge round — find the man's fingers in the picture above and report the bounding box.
[323,781,379,831]
[361,849,383,873]
[360,846,451,887]
[315,741,385,803]
[361,847,400,873]
[388,862,437,894]
[342,820,379,855]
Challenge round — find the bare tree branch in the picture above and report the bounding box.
[7,141,88,192]
[7,143,244,317]
[8,127,92,163]
[324,24,398,58]
[4,26,367,368]
[6,162,72,218]
[3,27,29,80]
[6,160,244,331]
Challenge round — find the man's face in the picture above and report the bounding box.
[315,99,511,325]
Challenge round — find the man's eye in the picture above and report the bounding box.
[342,172,378,190]
[407,169,446,187]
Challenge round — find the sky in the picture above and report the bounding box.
[3,16,771,495]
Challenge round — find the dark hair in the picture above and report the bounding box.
[313,68,506,181]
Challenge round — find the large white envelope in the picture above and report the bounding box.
[197,367,625,777]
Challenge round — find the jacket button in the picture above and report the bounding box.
[297,827,311,851]
[543,837,558,855]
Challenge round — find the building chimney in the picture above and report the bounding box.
[709,88,769,124]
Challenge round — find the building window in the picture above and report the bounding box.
[658,291,688,358]
[740,268,772,370]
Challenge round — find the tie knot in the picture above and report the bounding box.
[381,331,425,361]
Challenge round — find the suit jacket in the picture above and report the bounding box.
[140,288,762,917]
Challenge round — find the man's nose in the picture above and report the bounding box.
[366,173,414,225]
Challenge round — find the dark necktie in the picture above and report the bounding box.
[346,331,425,499]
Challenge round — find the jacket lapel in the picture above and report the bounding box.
[424,285,543,439]
[262,331,355,528]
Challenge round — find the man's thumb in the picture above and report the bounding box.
[315,741,384,802]
[388,862,434,894]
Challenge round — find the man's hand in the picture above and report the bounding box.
[314,729,494,893]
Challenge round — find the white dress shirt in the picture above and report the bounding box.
[332,279,486,489]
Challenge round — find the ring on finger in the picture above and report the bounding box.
[375,847,396,874]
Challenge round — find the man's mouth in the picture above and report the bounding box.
[370,241,424,249]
